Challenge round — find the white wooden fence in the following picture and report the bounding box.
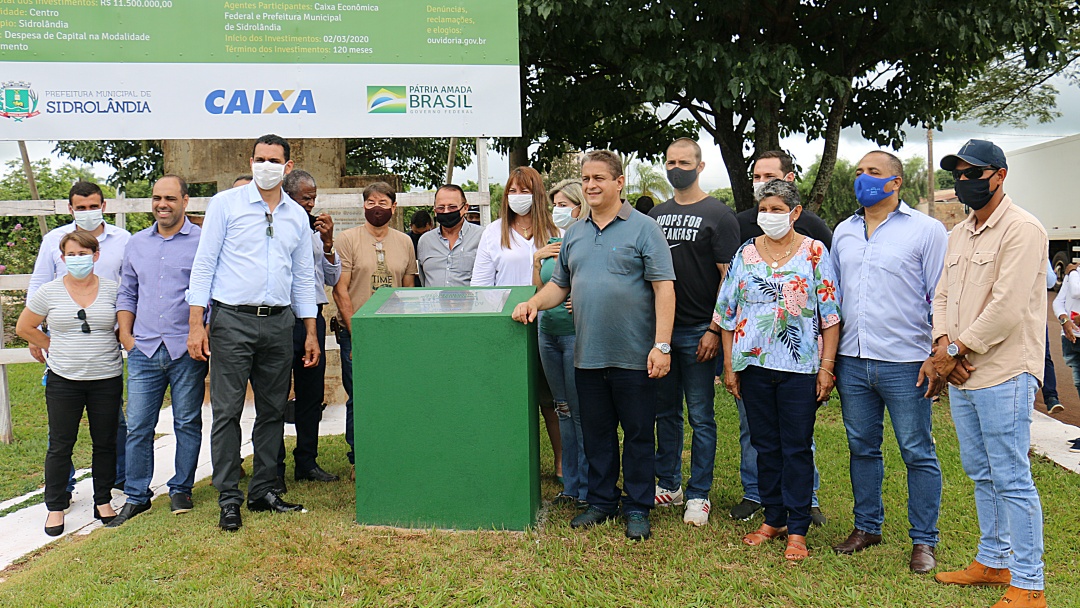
[0,190,490,444]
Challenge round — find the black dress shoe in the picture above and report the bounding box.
[247,491,305,513]
[295,466,340,482]
[94,503,118,525]
[106,501,151,528]
[219,504,242,532]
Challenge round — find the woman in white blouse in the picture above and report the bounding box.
[1053,263,1080,405]
[471,166,563,481]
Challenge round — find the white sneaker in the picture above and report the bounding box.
[683,498,711,527]
[654,485,684,507]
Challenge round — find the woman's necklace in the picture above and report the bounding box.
[760,230,796,268]
[515,219,532,239]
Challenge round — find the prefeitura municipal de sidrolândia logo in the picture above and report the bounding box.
[0,82,40,122]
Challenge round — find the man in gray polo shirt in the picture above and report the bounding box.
[417,184,483,286]
[513,150,675,541]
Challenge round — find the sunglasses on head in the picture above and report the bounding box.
[76,309,90,334]
[952,165,998,181]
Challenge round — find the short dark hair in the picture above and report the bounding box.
[252,134,291,161]
[282,170,316,198]
[411,210,432,228]
[864,150,905,180]
[362,181,396,204]
[581,150,623,179]
[436,184,468,205]
[157,174,189,197]
[59,230,99,254]
[635,195,654,214]
[68,180,103,206]
[233,175,253,186]
[755,150,795,176]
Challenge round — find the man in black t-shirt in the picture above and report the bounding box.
[649,138,741,527]
[727,150,832,526]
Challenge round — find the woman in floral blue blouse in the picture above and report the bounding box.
[716,179,841,562]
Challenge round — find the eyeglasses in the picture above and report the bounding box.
[433,205,464,213]
[76,309,90,334]
[265,212,274,238]
[952,166,996,181]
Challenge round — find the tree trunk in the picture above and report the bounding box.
[710,106,756,212]
[807,85,853,214]
[509,139,529,171]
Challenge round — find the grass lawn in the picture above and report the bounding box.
[1,387,1078,606]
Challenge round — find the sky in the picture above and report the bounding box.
[2,78,1078,193]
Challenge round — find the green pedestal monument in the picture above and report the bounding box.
[352,286,540,530]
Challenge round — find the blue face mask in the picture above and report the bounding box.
[854,173,897,207]
[65,255,94,279]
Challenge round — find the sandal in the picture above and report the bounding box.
[785,535,809,561]
[742,523,787,546]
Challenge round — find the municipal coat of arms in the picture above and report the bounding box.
[0,82,40,122]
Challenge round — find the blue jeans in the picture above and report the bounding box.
[1060,334,1080,391]
[737,396,821,507]
[949,373,1044,590]
[337,325,355,465]
[835,357,941,545]
[539,331,587,501]
[739,365,819,536]
[575,367,657,515]
[654,323,716,501]
[124,345,208,505]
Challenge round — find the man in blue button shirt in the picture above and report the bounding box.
[829,150,948,574]
[187,134,320,531]
[111,175,207,527]
[513,150,676,541]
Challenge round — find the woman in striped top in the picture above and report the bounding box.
[17,230,124,536]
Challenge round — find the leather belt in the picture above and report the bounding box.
[212,300,289,317]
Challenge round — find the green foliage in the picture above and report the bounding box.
[345,138,473,190]
[53,140,162,187]
[627,163,672,201]
[708,187,735,208]
[936,169,955,191]
[800,157,858,229]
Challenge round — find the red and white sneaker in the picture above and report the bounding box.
[683,498,711,526]
[654,485,684,507]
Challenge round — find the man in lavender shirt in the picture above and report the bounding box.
[109,175,208,527]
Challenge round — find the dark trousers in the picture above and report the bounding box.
[44,373,123,511]
[575,367,657,514]
[278,310,327,476]
[1043,326,1058,402]
[209,305,295,506]
[740,365,818,536]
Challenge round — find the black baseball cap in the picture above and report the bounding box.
[940,139,1008,171]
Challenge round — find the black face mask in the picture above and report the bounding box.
[666,166,698,191]
[954,177,998,211]
[435,209,463,228]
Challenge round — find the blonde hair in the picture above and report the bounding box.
[500,166,556,249]
[549,179,590,222]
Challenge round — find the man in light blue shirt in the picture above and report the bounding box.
[186,134,320,531]
[830,150,948,574]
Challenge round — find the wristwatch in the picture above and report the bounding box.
[654,342,671,354]
[946,342,960,357]
[1061,315,1070,326]
[323,245,335,256]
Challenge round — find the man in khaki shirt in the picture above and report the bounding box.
[929,140,1048,608]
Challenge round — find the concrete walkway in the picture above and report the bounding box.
[0,403,346,571]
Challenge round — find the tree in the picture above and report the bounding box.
[627,163,673,201]
[799,157,858,229]
[520,0,1077,214]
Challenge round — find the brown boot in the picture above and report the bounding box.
[991,585,1046,608]
[934,560,1011,586]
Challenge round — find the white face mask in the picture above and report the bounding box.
[73,209,103,231]
[757,210,793,240]
[752,181,767,197]
[252,161,285,190]
[551,206,577,229]
[507,193,533,215]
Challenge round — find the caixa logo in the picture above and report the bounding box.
[204,89,316,114]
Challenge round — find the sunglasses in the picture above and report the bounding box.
[76,309,90,334]
[265,212,274,238]
[952,166,997,181]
